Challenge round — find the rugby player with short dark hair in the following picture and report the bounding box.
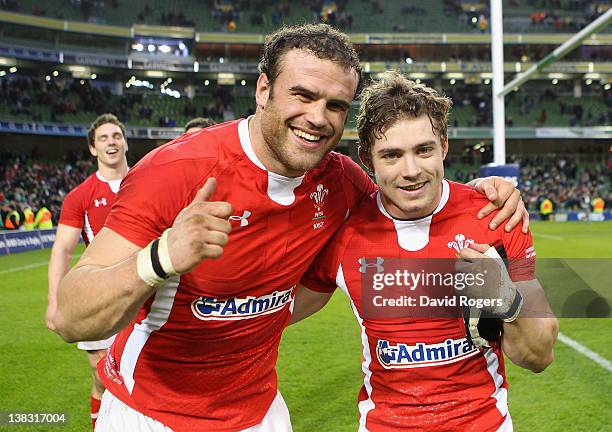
[46,113,128,430]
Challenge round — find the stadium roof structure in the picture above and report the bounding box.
[0,6,610,141]
[2,9,612,45]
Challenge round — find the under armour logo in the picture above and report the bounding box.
[229,210,251,227]
[94,198,107,207]
[447,234,474,253]
[358,257,384,273]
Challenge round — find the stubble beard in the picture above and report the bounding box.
[261,107,333,177]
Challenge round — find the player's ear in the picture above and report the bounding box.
[255,73,270,109]
[358,145,374,175]
[88,144,97,158]
[442,139,449,160]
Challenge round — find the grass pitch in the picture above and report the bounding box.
[0,221,610,431]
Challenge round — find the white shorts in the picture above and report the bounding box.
[77,334,116,351]
[95,389,292,432]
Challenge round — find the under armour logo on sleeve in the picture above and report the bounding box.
[358,257,385,273]
[94,198,107,207]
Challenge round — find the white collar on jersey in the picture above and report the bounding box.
[376,179,450,251]
[238,117,305,206]
[95,171,122,193]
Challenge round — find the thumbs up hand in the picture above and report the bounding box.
[167,178,233,274]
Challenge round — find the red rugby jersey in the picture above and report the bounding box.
[302,180,536,432]
[100,118,376,431]
[58,172,122,245]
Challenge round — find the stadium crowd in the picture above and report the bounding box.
[2,145,608,231]
[2,72,609,129]
[0,150,93,230]
[448,151,610,213]
[514,155,611,213]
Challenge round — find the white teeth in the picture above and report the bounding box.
[293,128,321,142]
[399,183,425,191]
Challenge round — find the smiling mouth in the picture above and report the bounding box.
[106,149,119,155]
[398,182,427,191]
[292,128,322,143]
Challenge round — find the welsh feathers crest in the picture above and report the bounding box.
[447,234,475,253]
[309,184,329,211]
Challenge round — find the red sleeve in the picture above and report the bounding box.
[340,155,377,212]
[300,228,353,293]
[105,151,217,247]
[502,227,536,282]
[467,185,536,282]
[58,187,85,229]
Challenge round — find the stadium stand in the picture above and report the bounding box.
[1,0,609,33]
[1,141,608,231]
[1,72,609,128]
[0,74,255,127]
[0,1,609,231]
[444,154,611,212]
[515,155,612,212]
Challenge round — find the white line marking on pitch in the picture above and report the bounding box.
[558,332,612,373]
[0,261,49,275]
[0,254,82,275]
[533,232,564,241]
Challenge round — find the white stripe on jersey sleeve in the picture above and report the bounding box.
[495,413,514,432]
[484,348,510,419]
[120,276,180,394]
[83,211,95,243]
[336,264,375,431]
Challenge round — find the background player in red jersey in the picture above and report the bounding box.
[46,113,128,430]
[297,72,558,431]
[51,25,529,432]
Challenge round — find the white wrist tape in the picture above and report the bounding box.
[483,246,523,322]
[137,229,178,287]
[158,229,177,276]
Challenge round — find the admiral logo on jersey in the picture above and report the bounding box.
[191,287,294,320]
[376,338,479,369]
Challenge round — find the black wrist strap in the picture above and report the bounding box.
[502,291,523,323]
[150,238,168,279]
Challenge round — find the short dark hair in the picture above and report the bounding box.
[357,71,452,156]
[87,113,126,147]
[258,23,362,96]
[184,117,216,132]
